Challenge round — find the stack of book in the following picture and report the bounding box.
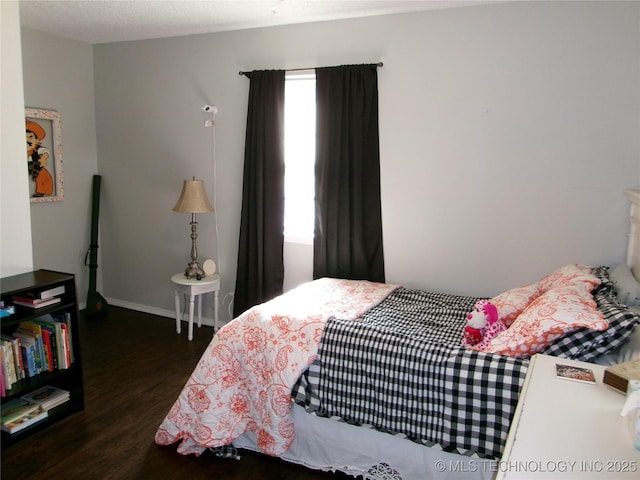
[0,398,48,434]
[1,385,70,434]
[11,284,65,309]
[11,296,61,309]
[21,385,70,410]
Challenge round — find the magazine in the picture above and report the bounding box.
[555,363,596,384]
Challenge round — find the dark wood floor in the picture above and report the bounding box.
[2,306,353,480]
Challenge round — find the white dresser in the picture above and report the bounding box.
[497,354,640,479]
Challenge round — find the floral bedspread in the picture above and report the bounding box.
[155,277,399,456]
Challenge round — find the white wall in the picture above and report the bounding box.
[379,1,640,295]
[0,1,33,278]
[92,0,639,324]
[20,28,100,307]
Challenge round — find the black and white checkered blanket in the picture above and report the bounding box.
[292,288,529,459]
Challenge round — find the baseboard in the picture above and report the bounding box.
[80,297,217,328]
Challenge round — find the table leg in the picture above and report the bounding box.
[197,294,202,328]
[188,294,195,341]
[174,288,181,334]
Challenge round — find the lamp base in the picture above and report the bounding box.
[184,261,205,280]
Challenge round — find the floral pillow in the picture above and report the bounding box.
[540,267,640,362]
[491,283,543,327]
[483,284,609,358]
[538,263,600,291]
[491,264,600,327]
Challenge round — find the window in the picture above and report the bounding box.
[284,71,315,244]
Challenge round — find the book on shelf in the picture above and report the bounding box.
[555,363,596,384]
[12,296,61,309]
[35,285,65,300]
[39,327,54,372]
[1,407,47,434]
[0,340,18,389]
[60,320,71,367]
[0,304,15,317]
[30,319,59,371]
[603,358,640,394]
[11,334,38,377]
[35,314,69,369]
[21,385,70,410]
[1,335,25,380]
[15,322,47,373]
[50,312,73,366]
[10,285,65,302]
[1,398,41,424]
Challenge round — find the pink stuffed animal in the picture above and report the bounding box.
[462,300,506,350]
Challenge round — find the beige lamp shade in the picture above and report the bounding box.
[172,179,214,214]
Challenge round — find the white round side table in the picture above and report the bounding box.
[171,273,220,341]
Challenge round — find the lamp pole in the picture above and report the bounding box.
[184,213,205,279]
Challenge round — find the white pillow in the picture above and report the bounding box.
[610,264,640,306]
[592,323,640,366]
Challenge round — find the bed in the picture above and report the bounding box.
[156,189,640,480]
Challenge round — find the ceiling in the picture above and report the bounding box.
[19,0,501,44]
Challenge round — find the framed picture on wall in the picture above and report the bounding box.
[25,108,64,202]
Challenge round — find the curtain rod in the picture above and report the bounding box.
[239,62,383,76]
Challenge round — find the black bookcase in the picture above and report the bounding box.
[0,269,84,448]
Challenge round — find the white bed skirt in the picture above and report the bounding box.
[233,404,494,480]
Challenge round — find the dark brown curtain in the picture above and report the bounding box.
[233,70,285,316]
[313,64,385,282]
